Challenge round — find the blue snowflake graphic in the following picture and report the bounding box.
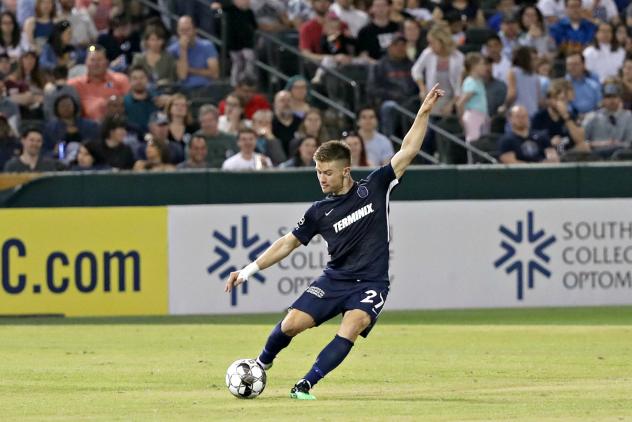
[493,211,556,300]
[207,216,271,306]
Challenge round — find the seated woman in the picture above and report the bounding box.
[165,93,198,147]
[43,94,100,156]
[6,51,47,120]
[23,0,57,52]
[288,108,330,157]
[285,75,311,118]
[218,93,246,135]
[69,141,110,171]
[0,11,26,62]
[133,137,176,171]
[279,136,318,168]
[40,20,85,72]
[342,131,370,167]
[132,24,178,88]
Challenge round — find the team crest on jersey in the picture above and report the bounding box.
[357,185,369,198]
[296,216,305,227]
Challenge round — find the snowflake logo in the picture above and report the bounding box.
[493,211,556,300]
[207,216,271,306]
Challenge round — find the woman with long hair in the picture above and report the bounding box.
[0,11,25,61]
[40,20,83,71]
[279,136,318,168]
[505,46,541,117]
[285,75,311,118]
[8,51,47,119]
[411,23,464,116]
[342,131,370,167]
[583,22,625,83]
[288,108,329,156]
[23,0,57,52]
[517,5,555,58]
[165,93,197,147]
[132,24,177,86]
[133,137,176,171]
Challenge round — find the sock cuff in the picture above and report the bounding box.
[335,334,354,347]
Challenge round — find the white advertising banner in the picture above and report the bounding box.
[168,199,632,314]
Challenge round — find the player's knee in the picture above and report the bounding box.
[345,312,371,336]
[281,314,312,337]
[356,313,371,331]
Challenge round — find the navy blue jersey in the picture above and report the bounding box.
[292,163,400,282]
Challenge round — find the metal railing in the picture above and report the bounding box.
[389,135,440,164]
[391,103,498,164]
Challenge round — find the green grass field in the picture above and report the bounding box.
[1,307,632,421]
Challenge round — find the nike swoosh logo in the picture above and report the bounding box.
[325,209,334,216]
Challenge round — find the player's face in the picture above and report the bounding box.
[315,159,350,194]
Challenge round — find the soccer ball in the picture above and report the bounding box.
[225,358,267,399]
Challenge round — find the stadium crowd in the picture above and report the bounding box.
[1,0,632,173]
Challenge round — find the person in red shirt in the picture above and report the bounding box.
[299,0,333,61]
[68,44,130,121]
[218,75,270,119]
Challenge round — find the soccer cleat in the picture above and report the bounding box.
[256,358,273,370]
[289,379,316,400]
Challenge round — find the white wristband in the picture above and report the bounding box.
[238,262,260,281]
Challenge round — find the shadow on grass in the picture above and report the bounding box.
[1,306,632,326]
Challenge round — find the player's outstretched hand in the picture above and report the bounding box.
[225,271,245,293]
[419,83,445,115]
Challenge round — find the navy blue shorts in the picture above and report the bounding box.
[290,275,390,338]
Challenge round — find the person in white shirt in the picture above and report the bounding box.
[329,0,368,38]
[222,127,273,170]
[583,22,625,83]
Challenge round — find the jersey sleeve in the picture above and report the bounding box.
[291,204,320,246]
[367,163,399,190]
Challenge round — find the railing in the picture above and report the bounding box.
[389,135,440,164]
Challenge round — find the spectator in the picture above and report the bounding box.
[168,15,219,89]
[286,75,311,118]
[288,0,314,29]
[342,131,370,167]
[218,75,271,119]
[356,106,393,165]
[432,0,485,28]
[310,11,356,84]
[69,141,109,171]
[43,65,81,121]
[133,137,176,171]
[195,105,237,168]
[23,0,56,52]
[218,93,245,135]
[484,33,511,84]
[141,111,184,164]
[272,89,303,154]
[621,56,632,109]
[7,50,46,120]
[0,11,25,61]
[222,127,273,170]
[124,65,159,135]
[411,23,463,116]
[549,0,597,57]
[487,0,516,33]
[177,134,210,169]
[252,109,287,165]
[498,105,559,163]
[532,78,588,153]
[40,20,83,72]
[504,46,541,117]
[537,0,566,25]
[132,25,178,87]
[68,45,131,122]
[56,0,97,48]
[299,0,333,61]
[3,127,62,172]
[0,78,20,134]
[97,14,141,72]
[458,52,488,142]
[483,57,507,119]
[390,0,413,24]
[280,135,318,167]
[583,22,625,83]
[583,0,619,24]
[498,13,520,61]
[536,56,553,97]
[368,33,418,138]
[43,94,99,154]
[250,0,292,32]
[330,0,368,38]
[517,5,556,58]
[0,114,19,169]
[356,0,400,61]
[224,0,258,86]
[95,116,135,170]
[165,93,197,148]
[445,10,466,46]
[583,79,632,157]
[402,18,423,62]
[565,52,602,115]
[288,107,329,155]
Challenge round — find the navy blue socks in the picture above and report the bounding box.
[304,335,354,388]
[257,322,293,366]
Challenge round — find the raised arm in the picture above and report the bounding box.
[224,232,302,292]
[390,83,444,179]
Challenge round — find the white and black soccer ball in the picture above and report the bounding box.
[225,358,267,399]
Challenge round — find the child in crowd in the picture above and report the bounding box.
[458,52,489,142]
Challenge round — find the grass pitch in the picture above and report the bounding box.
[1,307,632,421]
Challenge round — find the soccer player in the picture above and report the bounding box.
[225,84,445,400]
